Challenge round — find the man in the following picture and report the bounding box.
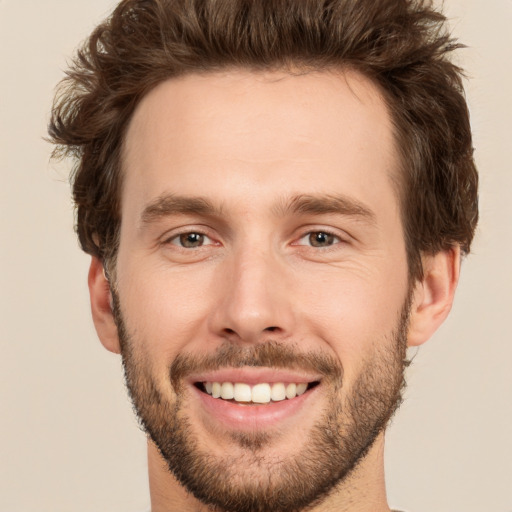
[48,0,478,511]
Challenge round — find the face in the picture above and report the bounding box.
[114,69,411,512]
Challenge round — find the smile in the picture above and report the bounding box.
[197,381,319,404]
[188,368,323,428]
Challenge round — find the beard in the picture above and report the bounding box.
[112,289,410,512]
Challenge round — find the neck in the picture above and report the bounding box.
[147,434,391,512]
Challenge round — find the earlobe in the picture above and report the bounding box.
[407,246,461,347]
[88,256,121,354]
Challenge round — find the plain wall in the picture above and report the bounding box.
[1,1,510,511]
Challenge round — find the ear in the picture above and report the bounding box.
[88,256,121,354]
[407,246,461,347]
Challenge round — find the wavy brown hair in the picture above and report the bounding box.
[49,0,478,280]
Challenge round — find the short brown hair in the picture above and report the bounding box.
[49,0,478,279]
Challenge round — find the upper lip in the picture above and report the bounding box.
[186,367,322,386]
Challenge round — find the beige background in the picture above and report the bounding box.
[1,1,511,511]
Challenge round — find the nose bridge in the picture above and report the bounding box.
[211,238,293,343]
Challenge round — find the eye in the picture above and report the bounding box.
[169,232,213,248]
[296,231,341,248]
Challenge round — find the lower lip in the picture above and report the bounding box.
[192,385,319,430]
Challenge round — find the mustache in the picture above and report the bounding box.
[170,340,343,390]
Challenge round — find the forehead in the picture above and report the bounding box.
[121,69,398,222]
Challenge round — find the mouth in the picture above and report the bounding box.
[187,367,324,430]
[194,380,320,405]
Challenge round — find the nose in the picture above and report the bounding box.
[209,245,295,345]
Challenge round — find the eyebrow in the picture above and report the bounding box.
[274,194,376,223]
[140,192,376,225]
[140,194,222,225]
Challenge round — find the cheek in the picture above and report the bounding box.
[116,262,217,364]
[298,261,409,370]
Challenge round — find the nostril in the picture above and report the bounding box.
[219,325,283,341]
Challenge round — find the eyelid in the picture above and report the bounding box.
[297,234,339,247]
[170,233,214,247]
[161,226,219,246]
[292,227,347,247]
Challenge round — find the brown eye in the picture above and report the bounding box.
[308,232,337,247]
[177,233,205,248]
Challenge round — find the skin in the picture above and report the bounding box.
[88,69,460,512]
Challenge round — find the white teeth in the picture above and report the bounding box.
[212,382,222,398]
[251,383,271,403]
[270,382,286,401]
[296,383,307,395]
[203,381,313,403]
[220,382,234,400]
[285,383,297,399]
[233,383,252,402]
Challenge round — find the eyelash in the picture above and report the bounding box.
[294,230,344,249]
[164,231,215,248]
